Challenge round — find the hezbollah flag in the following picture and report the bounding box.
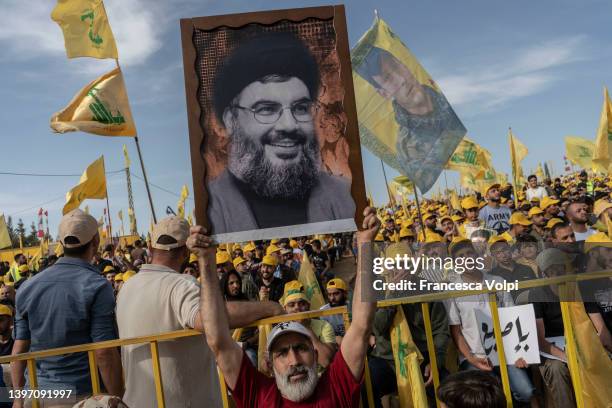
[298,253,325,310]
[592,87,612,171]
[177,185,189,219]
[352,16,466,194]
[51,0,118,60]
[51,67,137,137]
[63,156,107,214]
[0,215,12,250]
[568,301,612,406]
[565,136,595,170]
[390,306,427,408]
[446,137,493,178]
[508,129,528,187]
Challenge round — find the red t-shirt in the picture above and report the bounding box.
[230,350,362,407]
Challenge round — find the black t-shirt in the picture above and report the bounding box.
[490,263,536,301]
[311,251,329,273]
[529,286,599,337]
[0,337,14,357]
[254,277,285,302]
[579,278,612,334]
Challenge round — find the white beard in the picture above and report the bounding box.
[274,363,319,402]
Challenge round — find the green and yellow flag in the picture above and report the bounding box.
[128,208,137,235]
[0,215,12,250]
[566,136,595,171]
[51,67,137,137]
[51,0,118,60]
[592,87,612,171]
[63,156,107,214]
[446,137,493,178]
[297,253,325,310]
[508,129,528,188]
[352,16,466,194]
[177,185,189,219]
[390,306,427,408]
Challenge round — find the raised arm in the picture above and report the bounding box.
[341,207,380,380]
[188,227,243,389]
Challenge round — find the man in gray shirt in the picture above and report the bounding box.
[479,183,512,234]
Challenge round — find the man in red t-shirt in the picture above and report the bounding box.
[188,207,380,407]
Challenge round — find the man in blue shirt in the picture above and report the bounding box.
[12,209,123,407]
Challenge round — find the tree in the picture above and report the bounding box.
[26,222,40,247]
[16,219,26,248]
[6,216,16,248]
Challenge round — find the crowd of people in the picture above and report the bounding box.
[0,170,609,407]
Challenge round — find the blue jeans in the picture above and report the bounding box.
[460,359,535,403]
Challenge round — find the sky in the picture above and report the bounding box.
[0,0,611,239]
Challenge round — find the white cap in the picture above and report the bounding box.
[266,321,313,353]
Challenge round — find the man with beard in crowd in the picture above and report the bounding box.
[207,32,355,234]
[499,212,532,245]
[566,198,596,241]
[255,255,285,302]
[479,184,512,234]
[190,207,379,407]
[320,278,349,344]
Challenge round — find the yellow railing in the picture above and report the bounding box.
[1,270,609,408]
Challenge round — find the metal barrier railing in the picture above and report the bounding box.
[0,270,609,408]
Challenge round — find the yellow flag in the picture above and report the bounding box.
[51,0,118,60]
[390,306,426,408]
[187,214,194,227]
[449,190,461,211]
[51,67,137,137]
[447,137,493,178]
[177,185,189,219]
[508,129,528,187]
[54,242,64,257]
[566,136,595,171]
[128,208,137,235]
[123,144,131,167]
[63,156,107,214]
[569,301,612,406]
[257,324,273,375]
[0,215,12,250]
[535,163,545,180]
[297,254,325,310]
[592,87,612,170]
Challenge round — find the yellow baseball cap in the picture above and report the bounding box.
[114,273,124,282]
[399,227,415,238]
[232,244,242,251]
[488,235,507,245]
[422,231,443,243]
[123,270,136,282]
[448,237,471,255]
[584,231,612,253]
[439,215,453,224]
[102,265,116,274]
[540,197,560,210]
[509,212,532,226]
[451,214,465,223]
[282,280,308,306]
[289,239,298,249]
[266,244,281,255]
[528,207,544,217]
[593,199,612,217]
[216,251,231,265]
[243,243,256,253]
[486,183,501,194]
[461,196,479,210]
[189,253,198,264]
[326,278,348,291]
[545,218,564,229]
[0,305,13,317]
[262,255,277,267]
[232,256,247,268]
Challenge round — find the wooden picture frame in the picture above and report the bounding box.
[180,5,367,242]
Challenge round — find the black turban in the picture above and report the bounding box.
[212,32,320,123]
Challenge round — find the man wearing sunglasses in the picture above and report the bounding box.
[208,32,355,234]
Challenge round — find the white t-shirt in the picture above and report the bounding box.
[525,186,548,201]
[445,273,514,361]
[117,264,221,408]
[573,228,596,242]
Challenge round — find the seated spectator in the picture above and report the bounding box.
[233,256,259,301]
[530,248,575,407]
[282,280,336,369]
[216,251,232,280]
[221,270,249,302]
[515,235,540,277]
[437,370,506,408]
[320,278,349,343]
[446,240,536,406]
[489,237,536,301]
[190,207,379,407]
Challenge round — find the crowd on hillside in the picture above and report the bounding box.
[0,171,609,407]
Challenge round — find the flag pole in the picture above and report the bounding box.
[380,159,393,204]
[105,196,113,243]
[412,184,427,242]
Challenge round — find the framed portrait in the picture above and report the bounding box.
[181,5,367,243]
